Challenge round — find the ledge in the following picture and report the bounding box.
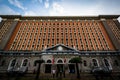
[0,15,119,20]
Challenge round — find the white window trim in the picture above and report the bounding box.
[92,58,99,67]
[102,58,112,70]
[20,58,29,67]
[8,58,17,70]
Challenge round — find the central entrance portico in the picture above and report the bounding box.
[42,44,78,74]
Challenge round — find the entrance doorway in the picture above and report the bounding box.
[56,64,65,77]
[45,64,52,73]
[69,64,75,73]
[57,64,63,72]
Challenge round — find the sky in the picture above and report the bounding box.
[0,0,120,22]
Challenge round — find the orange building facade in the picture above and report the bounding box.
[0,15,120,76]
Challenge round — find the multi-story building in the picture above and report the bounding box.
[0,15,120,75]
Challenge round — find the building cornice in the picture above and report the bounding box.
[0,50,120,56]
[0,15,119,20]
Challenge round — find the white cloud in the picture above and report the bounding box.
[44,0,49,8]
[49,2,64,16]
[0,5,20,15]
[53,3,64,14]
[8,0,26,10]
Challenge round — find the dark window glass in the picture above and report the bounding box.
[92,59,98,67]
[104,59,109,66]
[11,59,16,67]
[22,59,28,66]
[83,60,87,66]
[58,60,63,63]
[47,60,52,63]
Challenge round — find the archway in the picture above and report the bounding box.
[45,59,52,73]
[68,60,75,73]
[8,58,17,71]
[92,59,99,67]
[9,59,17,67]
[22,59,28,67]
[56,59,64,77]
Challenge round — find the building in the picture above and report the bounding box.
[0,15,120,75]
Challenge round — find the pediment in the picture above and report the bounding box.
[44,44,77,52]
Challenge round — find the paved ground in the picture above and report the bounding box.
[0,73,120,80]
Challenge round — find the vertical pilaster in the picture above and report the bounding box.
[0,21,5,29]
[101,20,120,51]
[0,21,18,50]
[113,19,120,29]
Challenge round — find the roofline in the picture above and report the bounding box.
[0,15,119,20]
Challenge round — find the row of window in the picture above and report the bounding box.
[1,58,119,68]
[18,25,101,33]
[82,59,118,67]
[7,21,113,51]
[21,21,99,26]
[107,20,120,41]
[0,21,12,43]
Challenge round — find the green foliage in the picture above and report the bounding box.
[69,57,82,63]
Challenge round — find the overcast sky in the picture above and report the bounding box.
[0,0,120,21]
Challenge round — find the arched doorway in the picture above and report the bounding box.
[45,59,52,73]
[68,60,75,73]
[57,60,64,71]
[56,59,64,77]
[57,60,63,63]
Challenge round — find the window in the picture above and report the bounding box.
[52,39,54,44]
[104,59,110,67]
[11,59,16,67]
[22,59,28,66]
[92,59,98,67]
[42,45,44,49]
[48,39,50,44]
[83,60,87,66]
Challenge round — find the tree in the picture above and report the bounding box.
[35,59,45,80]
[69,57,82,79]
